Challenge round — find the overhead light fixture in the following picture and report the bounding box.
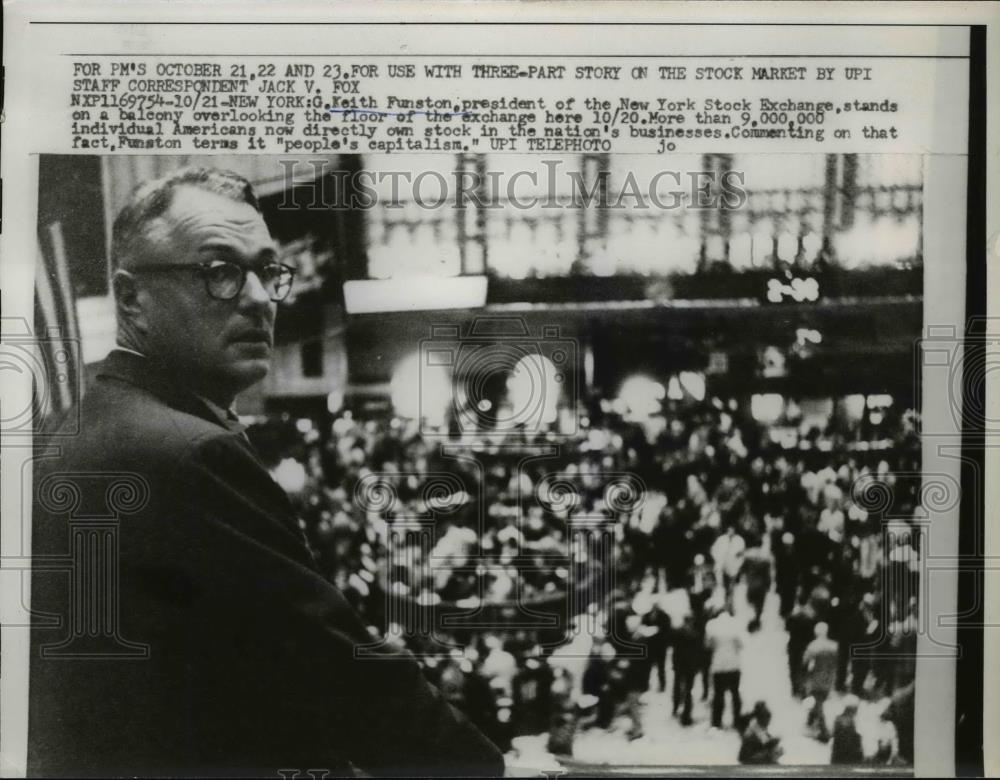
[343,275,488,314]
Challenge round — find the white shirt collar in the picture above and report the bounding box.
[114,344,147,359]
[197,394,239,426]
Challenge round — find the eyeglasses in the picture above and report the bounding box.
[128,260,296,302]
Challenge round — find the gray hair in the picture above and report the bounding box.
[111,167,261,270]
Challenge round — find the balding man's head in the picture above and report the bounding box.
[110,168,285,408]
[112,167,260,272]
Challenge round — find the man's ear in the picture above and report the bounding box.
[112,269,148,332]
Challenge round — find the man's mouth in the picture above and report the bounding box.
[230,327,272,347]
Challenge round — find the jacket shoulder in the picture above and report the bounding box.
[41,374,227,473]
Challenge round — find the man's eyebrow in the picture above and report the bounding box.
[197,243,239,256]
[198,244,279,262]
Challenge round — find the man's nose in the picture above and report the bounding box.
[239,269,273,308]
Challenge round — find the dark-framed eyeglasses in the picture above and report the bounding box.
[128,260,296,302]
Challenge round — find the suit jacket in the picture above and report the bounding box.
[831,713,865,764]
[28,350,503,778]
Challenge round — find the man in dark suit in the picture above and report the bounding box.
[830,696,865,764]
[29,167,504,777]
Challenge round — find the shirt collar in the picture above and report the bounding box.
[197,394,242,431]
[114,344,147,359]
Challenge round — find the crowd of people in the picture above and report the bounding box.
[250,389,921,767]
